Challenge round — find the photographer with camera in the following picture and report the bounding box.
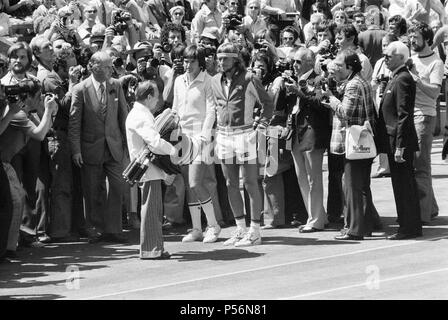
[1,43,58,257]
[0,55,23,262]
[250,52,291,229]
[198,30,220,76]
[35,44,83,243]
[46,5,85,51]
[126,41,166,112]
[335,24,373,82]
[282,47,332,233]
[1,42,59,248]
[102,8,140,53]
[321,49,381,240]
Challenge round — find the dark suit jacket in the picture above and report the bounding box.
[377,66,419,154]
[294,71,332,150]
[68,76,128,165]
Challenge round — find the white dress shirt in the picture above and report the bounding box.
[125,101,176,182]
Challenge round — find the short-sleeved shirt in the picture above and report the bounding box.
[412,53,444,116]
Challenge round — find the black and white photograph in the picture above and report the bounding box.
[1,0,448,306]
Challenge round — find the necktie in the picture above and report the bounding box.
[101,2,107,26]
[99,83,107,116]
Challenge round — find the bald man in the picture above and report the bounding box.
[376,41,422,240]
[68,51,129,243]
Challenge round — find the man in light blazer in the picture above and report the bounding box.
[68,51,129,243]
[377,41,422,240]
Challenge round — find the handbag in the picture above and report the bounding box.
[345,86,377,160]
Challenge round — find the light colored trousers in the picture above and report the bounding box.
[414,115,439,222]
[3,163,25,251]
[291,143,327,229]
[140,180,164,259]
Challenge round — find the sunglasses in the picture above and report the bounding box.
[229,2,237,5]
[137,56,154,63]
[283,37,294,41]
[383,54,394,60]
[86,10,97,13]
[294,59,302,64]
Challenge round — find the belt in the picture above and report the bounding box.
[217,124,253,134]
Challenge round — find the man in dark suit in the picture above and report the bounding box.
[377,41,422,240]
[68,51,129,243]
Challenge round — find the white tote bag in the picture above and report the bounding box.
[345,86,377,160]
[345,121,377,160]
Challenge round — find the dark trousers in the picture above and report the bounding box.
[11,139,49,237]
[81,146,124,234]
[344,158,378,237]
[283,166,307,223]
[71,165,86,235]
[388,150,422,235]
[327,153,345,221]
[48,131,74,238]
[0,163,13,257]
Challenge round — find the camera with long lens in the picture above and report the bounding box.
[0,79,41,103]
[377,75,389,98]
[111,9,132,35]
[200,45,216,57]
[277,60,293,74]
[320,44,338,61]
[161,42,173,54]
[112,56,124,68]
[298,79,309,95]
[225,13,243,31]
[254,42,269,51]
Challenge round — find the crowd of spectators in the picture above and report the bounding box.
[0,0,447,261]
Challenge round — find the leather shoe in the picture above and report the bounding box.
[299,226,323,233]
[101,233,128,243]
[334,234,363,240]
[387,233,422,240]
[88,233,102,244]
[140,251,171,260]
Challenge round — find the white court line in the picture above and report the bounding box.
[279,266,448,299]
[80,234,448,300]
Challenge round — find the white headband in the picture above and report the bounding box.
[217,53,239,58]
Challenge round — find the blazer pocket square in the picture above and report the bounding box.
[386,90,392,94]
[114,98,119,101]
